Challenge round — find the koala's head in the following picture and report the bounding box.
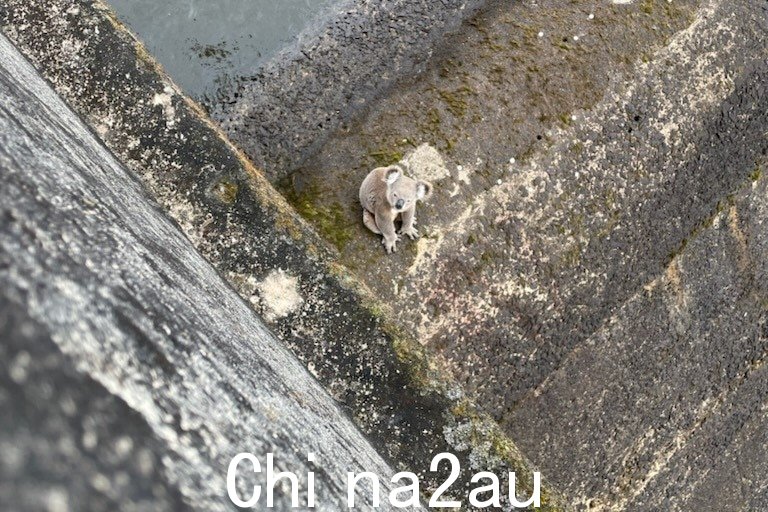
[383,165,433,213]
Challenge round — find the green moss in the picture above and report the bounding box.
[282,183,354,252]
[211,178,239,204]
[438,86,475,118]
[517,143,537,165]
[449,400,567,511]
[561,243,581,267]
[368,147,404,167]
[416,107,457,154]
[749,166,762,182]
[666,236,689,263]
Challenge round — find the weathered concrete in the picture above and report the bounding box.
[415,0,768,415]
[510,169,768,510]
[211,0,487,177]
[278,0,768,507]
[0,1,564,509]
[1,299,186,511]
[286,0,766,412]
[7,0,763,507]
[0,32,400,511]
[284,0,702,258]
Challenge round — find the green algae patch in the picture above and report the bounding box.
[209,178,240,204]
[389,329,454,394]
[437,85,476,119]
[368,147,405,167]
[283,183,354,252]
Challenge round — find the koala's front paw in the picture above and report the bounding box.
[382,236,400,254]
[399,226,419,240]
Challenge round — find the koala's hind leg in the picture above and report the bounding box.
[362,210,381,234]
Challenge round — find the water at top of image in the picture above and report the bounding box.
[107,0,343,104]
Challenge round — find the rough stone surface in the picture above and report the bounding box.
[6,0,763,508]
[279,0,768,508]
[288,0,766,404]
[510,171,768,510]
[0,299,186,512]
[0,1,562,509]
[211,0,486,177]
[283,0,706,285]
[0,33,400,511]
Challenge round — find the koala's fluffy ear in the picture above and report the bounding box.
[383,166,403,185]
[416,180,433,201]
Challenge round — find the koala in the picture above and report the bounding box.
[359,164,433,253]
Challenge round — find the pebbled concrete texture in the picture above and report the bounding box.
[3,0,767,509]
[509,170,768,510]
[278,0,768,508]
[0,0,563,509]
[211,0,486,177]
[0,299,186,511]
[286,0,766,399]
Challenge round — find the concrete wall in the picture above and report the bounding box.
[0,33,399,511]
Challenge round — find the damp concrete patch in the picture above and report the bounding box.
[211,0,488,176]
[106,0,344,102]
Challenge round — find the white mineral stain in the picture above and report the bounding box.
[152,86,177,128]
[401,143,450,182]
[457,166,471,184]
[256,269,303,322]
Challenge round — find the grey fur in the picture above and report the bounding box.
[359,165,433,253]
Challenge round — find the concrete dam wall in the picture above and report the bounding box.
[2,0,767,510]
[0,33,399,511]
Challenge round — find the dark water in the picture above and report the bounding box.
[107,0,343,103]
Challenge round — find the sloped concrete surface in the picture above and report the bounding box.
[278,0,768,508]
[510,172,768,510]
[0,1,562,509]
[0,33,399,511]
[4,0,766,509]
[288,0,766,419]
[0,299,186,511]
[211,0,486,176]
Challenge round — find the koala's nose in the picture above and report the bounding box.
[395,199,405,210]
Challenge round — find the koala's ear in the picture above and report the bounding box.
[383,166,402,185]
[416,181,433,201]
